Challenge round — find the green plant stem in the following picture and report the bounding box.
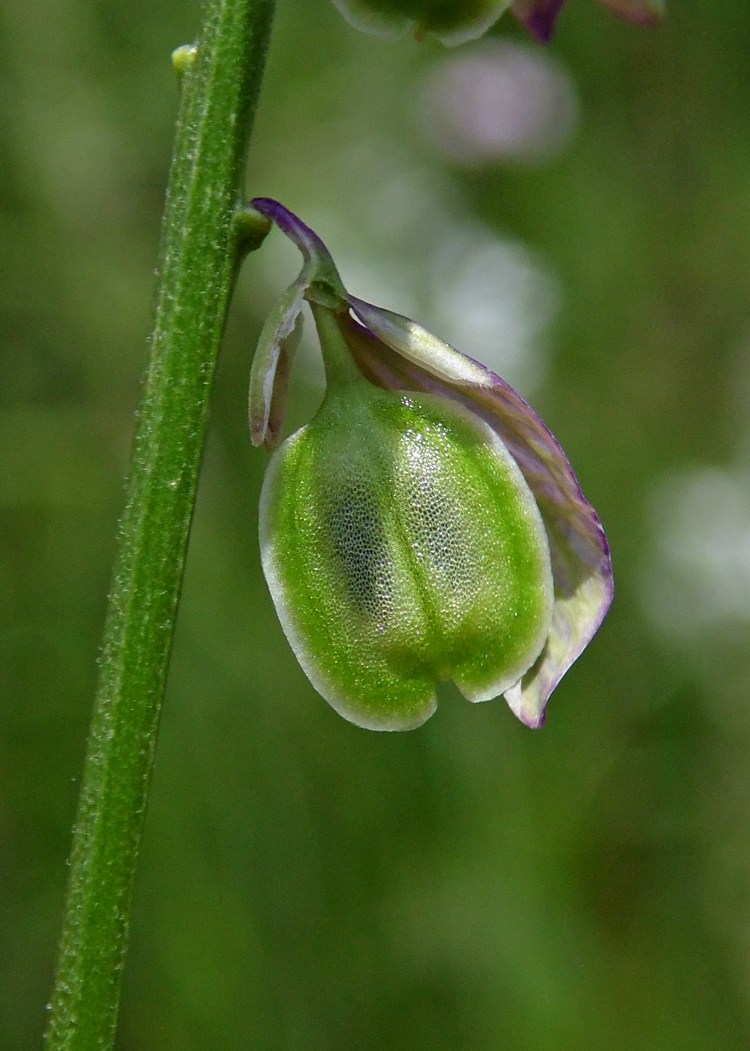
[45,1,275,1047]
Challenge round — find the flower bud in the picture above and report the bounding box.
[331,0,511,45]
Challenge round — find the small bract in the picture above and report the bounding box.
[249,198,613,731]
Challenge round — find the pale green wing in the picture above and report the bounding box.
[346,299,612,727]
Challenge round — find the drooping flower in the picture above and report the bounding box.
[330,0,664,44]
[249,198,612,731]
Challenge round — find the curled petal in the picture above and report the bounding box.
[251,198,330,265]
[247,201,348,449]
[345,298,613,727]
[250,197,347,307]
[248,276,306,448]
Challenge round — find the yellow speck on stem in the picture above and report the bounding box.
[171,44,197,80]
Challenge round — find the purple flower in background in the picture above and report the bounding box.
[511,0,664,41]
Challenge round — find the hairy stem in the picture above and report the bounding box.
[45,1,275,1047]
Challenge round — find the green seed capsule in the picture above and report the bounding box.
[260,378,553,730]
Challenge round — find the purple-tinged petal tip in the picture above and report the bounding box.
[511,0,567,42]
[250,198,333,267]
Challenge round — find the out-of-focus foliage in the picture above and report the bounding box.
[2,1,750,1047]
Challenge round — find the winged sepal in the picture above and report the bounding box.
[343,299,612,727]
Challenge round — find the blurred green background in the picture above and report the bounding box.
[3,1,750,1047]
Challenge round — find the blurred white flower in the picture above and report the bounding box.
[417,41,578,166]
[642,467,750,639]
